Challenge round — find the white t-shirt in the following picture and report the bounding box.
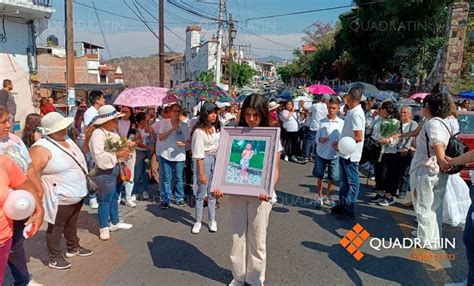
[340,104,365,162]
[410,118,450,174]
[118,119,132,139]
[191,127,220,159]
[151,120,162,154]
[316,117,344,160]
[307,102,328,131]
[280,110,300,132]
[159,119,189,162]
[78,106,99,141]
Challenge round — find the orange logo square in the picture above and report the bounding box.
[340,223,370,261]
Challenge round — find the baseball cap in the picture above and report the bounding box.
[322,94,331,101]
[202,102,219,112]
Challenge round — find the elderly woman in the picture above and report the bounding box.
[89,105,133,241]
[159,103,189,209]
[395,106,418,199]
[410,93,452,250]
[30,112,93,270]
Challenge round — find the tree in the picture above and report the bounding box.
[455,17,474,93]
[276,65,292,84]
[231,62,256,88]
[335,0,449,81]
[199,70,215,83]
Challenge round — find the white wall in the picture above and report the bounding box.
[0,20,35,128]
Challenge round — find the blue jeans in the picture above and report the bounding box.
[338,157,360,213]
[133,150,149,196]
[161,158,185,204]
[303,127,317,158]
[96,167,122,228]
[464,186,474,285]
[8,222,29,286]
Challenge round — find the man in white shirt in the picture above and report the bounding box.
[300,94,330,162]
[79,90,105,209]
[332,86,365,219]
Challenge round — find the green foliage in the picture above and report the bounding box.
[335,0,449,78]
[277,65,292,84]
[199,70,215,83]
[229,140,266,170]
[231,62,256,88]
[454,17,474,93]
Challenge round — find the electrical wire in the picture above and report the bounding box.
[245,0,385,22]
[1,18,7,43]
[92,0,112,59]
[122,0,174,51]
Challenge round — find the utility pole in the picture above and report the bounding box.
[228,14,236,92]
[65,0,75,113]
[215,0,225,85]
[159,0,165,87]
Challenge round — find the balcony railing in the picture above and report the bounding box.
[32,0,53,7]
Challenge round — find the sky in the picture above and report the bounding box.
[42,0,353,60]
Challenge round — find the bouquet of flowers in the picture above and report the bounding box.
[380,118,399,138]
[104,137,136,153]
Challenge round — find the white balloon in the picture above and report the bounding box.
[3,190,35,220]
[338,137,357,156]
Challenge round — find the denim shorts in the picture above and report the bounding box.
[312,154,339,182]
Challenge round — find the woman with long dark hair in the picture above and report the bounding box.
[191,102,221,234]
[22,113,42,149]
[214,94,281,286]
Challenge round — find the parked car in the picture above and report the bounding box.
[457,111,474,183]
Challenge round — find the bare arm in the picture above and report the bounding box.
[448,150,474,166]
[353,130,363,143]
[26,165,44,199]
[433,144,449,170]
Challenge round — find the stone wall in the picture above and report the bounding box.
[439,2,470,87]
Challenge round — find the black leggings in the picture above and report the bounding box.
[374,153,400,196]
[283,130,300,157]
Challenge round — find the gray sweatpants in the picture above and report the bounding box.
[194,154,216,223]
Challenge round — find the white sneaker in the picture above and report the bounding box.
[228,279,244,286]
[192,222,202,234]
[89,198,99,209]
[125,199,136,208]
[130,194,137,202]
[109,222,133,231]
[99,228,110,240]
[284,155,289,161]
[142,191,150,200]
[209,220,217,232]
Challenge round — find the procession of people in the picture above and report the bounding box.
[0,77,472,285]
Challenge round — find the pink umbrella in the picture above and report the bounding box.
[307,84,335,95]
[162,93,179,105]
[114,86,169,107]
[409,92,430,100]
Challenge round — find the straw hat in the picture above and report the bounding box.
[40,112,74,135]
[93,105,125,125]
[268,101,279,111]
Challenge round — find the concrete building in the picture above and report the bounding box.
[0,0,54,127]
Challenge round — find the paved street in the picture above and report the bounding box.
[9,160,468,285]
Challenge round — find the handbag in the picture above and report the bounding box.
[45,137,99,194]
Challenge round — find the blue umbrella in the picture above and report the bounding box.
[459,91,474,100]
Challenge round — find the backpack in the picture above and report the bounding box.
[425,118,469,174]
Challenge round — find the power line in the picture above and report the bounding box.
[73,0,159,23]
[239,26,298,50]
[122,0,174,51]
[245,1,385,22]
[92,0,112,59]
